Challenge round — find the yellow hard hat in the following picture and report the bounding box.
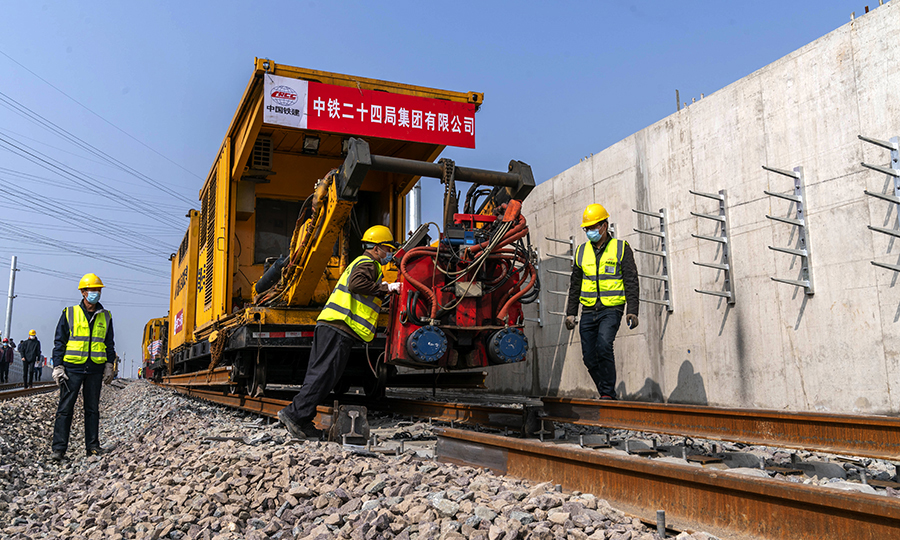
[581,204,610,228]
[28,329,36,336]
[362,225,397,249]
[78,273,105,290]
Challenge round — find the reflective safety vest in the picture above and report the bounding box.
[318,255,383,342]
[575,239,626,307]
[63,305,111,365]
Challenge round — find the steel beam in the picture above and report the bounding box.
[436,428,900,540]
[542,397,900,461]
[163,367,233,386]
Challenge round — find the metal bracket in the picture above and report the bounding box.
[690,189,735,304]
[329,404,369,445]
[523,247,545,327]
[764,165,814,295]
[633,208,674,312]
[860,135,900,272]
[544,236,575,318]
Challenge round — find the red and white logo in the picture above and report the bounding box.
[174,309,184,334]
[270,85,298,106]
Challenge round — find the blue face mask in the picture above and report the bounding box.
[380,251,393,265]
[86,291,101,304]
[586,229,602,243]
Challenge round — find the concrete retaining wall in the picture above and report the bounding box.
[489,4,900,414]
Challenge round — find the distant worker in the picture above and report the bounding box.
[0,339,10,383]
[33,355,45,382]
[565,204,639,400]
[50,273,117,461]
[278,225,401,439]
[20,330,41,389]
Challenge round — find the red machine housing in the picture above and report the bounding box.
[387,204,535,369]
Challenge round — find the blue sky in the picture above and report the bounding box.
[0,0,868,373]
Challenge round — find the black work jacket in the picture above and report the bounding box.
[52,300,116,374]
[20,338,41,363]
[566,236,640,317]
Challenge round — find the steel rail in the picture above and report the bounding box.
[167,385,335,431]
[0,383,58,400]
[542,396,900,461]
[161,383,533,433]
[162,367,233,387]
[0,381,55,392]
[435,427,900,540]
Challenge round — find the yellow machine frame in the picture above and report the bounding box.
[166,59,482,360]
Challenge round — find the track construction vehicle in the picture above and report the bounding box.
[146,59,537,396]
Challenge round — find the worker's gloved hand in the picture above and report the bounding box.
[564,315,577,331]
[626,314,639,329]
[102,362,115,384]
[387,282,401,294]
[52,365,68,387]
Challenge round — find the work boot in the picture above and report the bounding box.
[299,421,322,440]
[87,447,106,456]
[50,451,65,462]
[278,409,307,440]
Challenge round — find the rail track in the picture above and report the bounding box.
[162,383,538,435]
[0,381,57,400]
[541,396,900,461]
[158,379,900,538]
[435,428,900,540]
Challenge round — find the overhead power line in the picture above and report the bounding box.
[0,165,188,209]
[0,172,174,255]
[0,91,195,205]
[18,293,166,308]
[18,263,169,299]
[0,220,168,278]
[0,132,183,231]
[0,48,203,182]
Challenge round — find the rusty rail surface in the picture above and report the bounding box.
[436,427,900,540]
[162,383,532,433]
[0,383,58,400]
[162,367,233,387]
[167,385,335,430]
[542,396,900,461]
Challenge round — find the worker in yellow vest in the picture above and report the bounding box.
[565,204,639,400]
[49,273,117,461]
[278,225,400,439]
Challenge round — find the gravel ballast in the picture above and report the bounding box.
[0,380,720,539]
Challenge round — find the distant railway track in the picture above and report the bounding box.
[0,381,57,400]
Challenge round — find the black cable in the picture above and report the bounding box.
[0,133,184,230]
[0,174,173,254]
[0,48,203,181]
[0,94,195,205]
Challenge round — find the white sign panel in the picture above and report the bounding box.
[263,74,309,129]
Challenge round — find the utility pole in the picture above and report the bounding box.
[4,256,17,340]
[407,181,421,237]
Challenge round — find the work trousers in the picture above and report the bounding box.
[21,360,33,388]
[52,369,103,454]
[33,365,42,381]
[578,306,624,398]
[282,324,355,423]
[0,362,7,383]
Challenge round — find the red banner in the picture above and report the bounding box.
[306,81,476,149]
